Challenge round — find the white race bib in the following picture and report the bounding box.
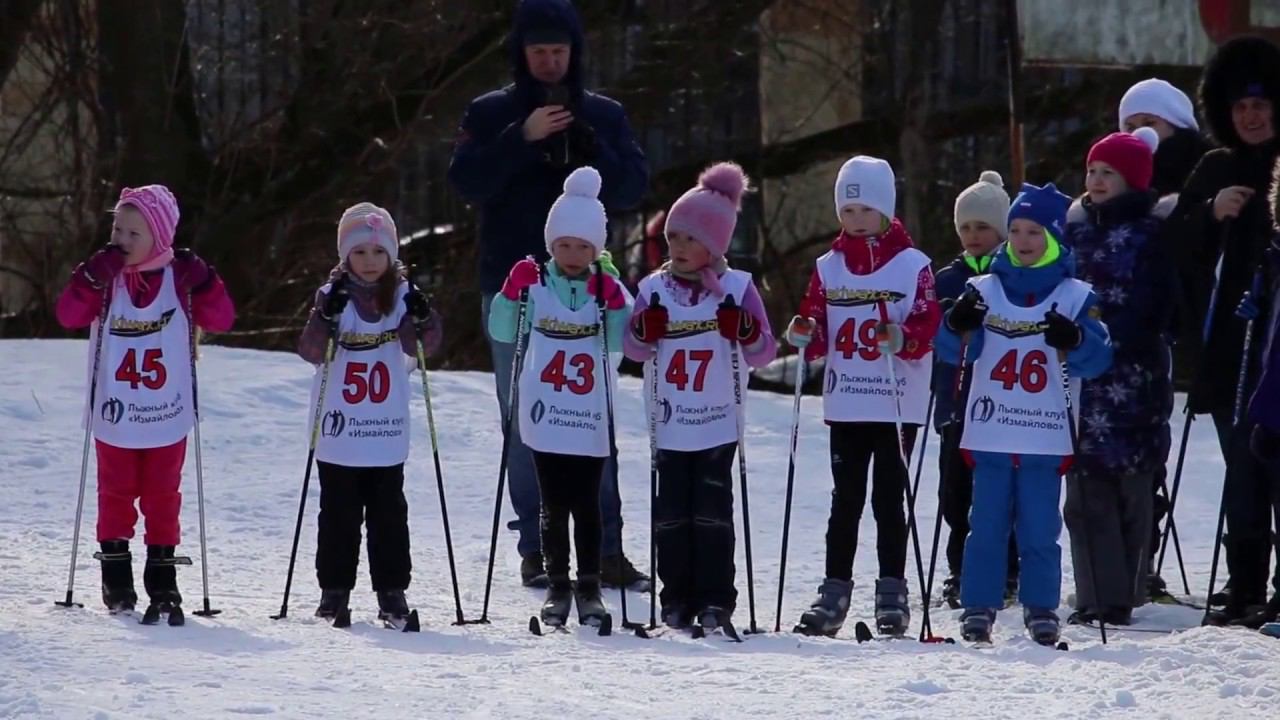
[87,266,194,449]
[818,249,933,424]
[639,270,751,451]
[960,274,1091,456]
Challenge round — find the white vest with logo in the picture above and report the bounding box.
[639,270,751,452]
[312,281,413,466]
[87,266,195,449]
[818,248,933,424]
[960,273,1091,456]
[517,282,614,458]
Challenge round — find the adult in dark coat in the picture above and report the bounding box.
[448,0,650,589]
[1170,35,1280,623]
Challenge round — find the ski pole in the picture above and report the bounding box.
[270,332,336,620]
[876,300,934,640]
[56,290,111,609]
[724,295,761,635]
[1162,221,1231,583]
[773,352,805,632]
[1202,270,1262,626]
[187,295,221,618]
[1052,308,1105,644]
[911,393,934,501]
[477,284,532,624]
[410,297,471,625]
[921,331,971,640]
[597,264,647,638]
[645,293,662,631]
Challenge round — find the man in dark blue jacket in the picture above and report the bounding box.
[448,0,649,589]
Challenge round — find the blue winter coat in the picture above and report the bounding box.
[932,253,992,433]
[935,242,1113,460]
[447,0,649,294]
[1248,238,1280,432]
[1064,191,1175,477]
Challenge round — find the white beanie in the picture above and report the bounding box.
[834,155,896,221]
[1118,78,1199,133]
[544,166,607,255]
[953,171,1011,240]
[338,202,399,262]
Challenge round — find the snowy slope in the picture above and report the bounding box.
[0,339,1277,719]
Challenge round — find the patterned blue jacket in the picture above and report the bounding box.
[1065,191,1175,477]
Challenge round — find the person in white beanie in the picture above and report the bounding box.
[786,154,942,638]
[1118,78,1212,197]
[488,165,634,629]
[932,170,1018,609]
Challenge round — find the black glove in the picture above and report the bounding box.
[404,287,433,326]
[319,276,349,325]
[1042,307,1083,351]
[1251,425,1280,464]
[946,288,987,334]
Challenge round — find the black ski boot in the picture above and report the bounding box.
[874,577,910,637]
[574,576,609,628]
[540,578,573,628]
[941,576,961,609]
[794,578,853,636]
[97,539,137,613]
[601,553,651,592]
[521,552,550,589]
[696,605,739,640]
[377,590,420,631]
[141,545,184,626]
[661,603,693,629]
[1024,607,1060,646]
[961,607,995,644]
[315,589,350,620]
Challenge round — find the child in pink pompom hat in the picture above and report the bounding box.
[53,183,235,618]
[623,162,777,632]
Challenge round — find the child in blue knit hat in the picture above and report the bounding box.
[935,182,1114,646]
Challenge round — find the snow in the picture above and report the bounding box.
[1,339,1277,719]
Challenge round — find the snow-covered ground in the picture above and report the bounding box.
[1,339,1276,719]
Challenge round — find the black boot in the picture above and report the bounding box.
[376,590,410,620]
[98,540,136,612]
[141,545,184,626]
[521,552,550,589]
[601,553,651,592]
[316,589,350,619]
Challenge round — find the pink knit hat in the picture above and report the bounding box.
[115,185,179,269]
[664,162,748,296]
[337,202,399,262]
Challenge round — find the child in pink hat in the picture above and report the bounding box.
[55,184,235,620]
[623,162,777,633]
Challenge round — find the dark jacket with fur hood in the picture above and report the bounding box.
[1170,35,1280,415]
[1246,160,1280,437]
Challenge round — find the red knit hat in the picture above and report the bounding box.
[1086,127,1159,191]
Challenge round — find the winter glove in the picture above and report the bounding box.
[632,293,668,343]
[319,275,350,326]
[173,248,214,294]
[1042,306,1083,351]
[785,315,815,348]
[1237,273,1265,321]
[84,245,128,288]
[404,287,433,326]
[500,257,541,301]
[875,321,904,354]
[945,288,987,334]
[716,296,761,344]
[1250,425,1280,464]
[587,270,627,311]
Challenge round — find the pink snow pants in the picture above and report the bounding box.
[95,438,186,545]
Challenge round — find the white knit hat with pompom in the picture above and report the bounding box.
[953,170,1011,240]
[544,166,607,255]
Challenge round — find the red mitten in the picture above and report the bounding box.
[716,300,761,344]
[632,293,668,343]
[500,257,541,301]
[587,271,626,310]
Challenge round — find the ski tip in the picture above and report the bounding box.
[333,608,352,629]
[597,614,613,637]
[853,621,874,643]
[528,616,543,636]
[402,610,421,633]
[1056,641,1069,651]
[167,608,186,627]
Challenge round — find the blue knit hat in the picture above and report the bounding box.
[1007,182,1071,240]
